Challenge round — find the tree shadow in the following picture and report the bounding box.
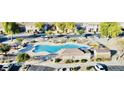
[110,50,117,56]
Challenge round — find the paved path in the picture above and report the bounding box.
[25,60,124,68]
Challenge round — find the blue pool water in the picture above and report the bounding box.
[19,44,33,53]
[33,44,90,53]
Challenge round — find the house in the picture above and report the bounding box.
[80,22,99,33]
[20,22,38,32]
[55,48,91,60]
[94,48,111,60]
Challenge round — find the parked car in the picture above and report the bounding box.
[57,68,70,71]
[0,65,3,71]
[94,63,108,71]
[2,64,14,71]
[9,63,22,71]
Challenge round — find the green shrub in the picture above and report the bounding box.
[16,38,24,43]
[86,66,93,70]
[77,30,85,35]
[0,44,11,55]
[73,66,81,71]
[81,59,88,63]
[75,60,80,63]
[55,58,62,63]
[31,40,37,43]
[96,58,102,62]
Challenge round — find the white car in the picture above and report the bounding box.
[94,63,108,71]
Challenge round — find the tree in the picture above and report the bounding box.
[0,44,11,55]
[55,22,66,31]
[35,22,45,31]
[65,22,76,30]
[2,22,20,41]
[99,22,122,38]
[65,22,76,34]
[16,53,30,62]
[55,22,76,34]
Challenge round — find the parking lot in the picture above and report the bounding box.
[1,63,124,71]
[108,66,124,71]
[9,64,21,71]
[28,65,56,71]
[90,65,124,71]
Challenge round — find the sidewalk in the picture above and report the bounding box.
[29,60,124,68]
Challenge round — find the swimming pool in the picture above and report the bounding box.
[33,43,90,53]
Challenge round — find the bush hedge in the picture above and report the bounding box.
[81,59,88,63]
[55,58,62,63]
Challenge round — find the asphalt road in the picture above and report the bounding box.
[0,33,98,43]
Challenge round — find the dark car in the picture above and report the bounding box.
[0,65,3,71]
[1,64,14,71]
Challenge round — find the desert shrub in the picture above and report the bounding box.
[65,59,74,63]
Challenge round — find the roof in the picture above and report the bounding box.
[95,48,110,53]
[58,48,85,57]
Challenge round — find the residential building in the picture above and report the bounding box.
[94,48,111,60]
[55,48,91,60]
